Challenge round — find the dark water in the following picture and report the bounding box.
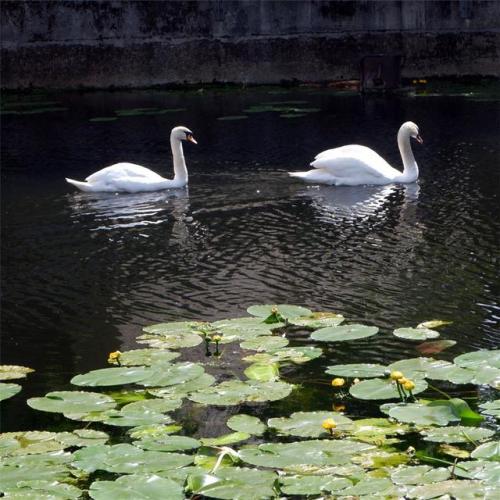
[1,87,499,432]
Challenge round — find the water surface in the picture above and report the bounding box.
[1,86,499,431]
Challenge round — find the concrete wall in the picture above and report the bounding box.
[1,0,499,89]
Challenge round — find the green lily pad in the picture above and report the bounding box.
[479,400,500,418]
[311,324,379,342]
[136,333,203,349]
[471,441,500,460]
[391,465,451,485]
[454,350,500,369]
[325,363,387,378]
[149,373,216,397]
[1,479,82,499]
[0,431,67,457]
[0,365,34,381]
[72,443,193,474]
[388,402,461,426]
[142,321,204,335]
[188,380,293,406]
[417,320,453,329]
[200,431,251,446]
[226,414,266,436]
[244,363,279,382]
[187,468,277,500]
[210,317,277,341]
[279,474,352,495]
[350,417,410,443]
[243,346,322,365]
[393,327,440,340]
[407,479,491,499]
[240,336,289,352]
[290,312,344,329]
[239,439,374,468]
[0,383,21,401]
[135,435,200,452]
[453,459,500,484]
[349,377,428,400]
[247,304,312,320]
[56,429,109,448]
[340,477,396,497]
[268,411,353,437]
[421,426,494,443]
[121,397,183,414]
[89,473,184,500]
[387,357,472,383]
[351,449,409,468]
[27,391,116,414]
[118,349,180,366]
[127,424,183,440]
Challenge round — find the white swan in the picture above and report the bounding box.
[66,126,197,193]
[289,121,422,186]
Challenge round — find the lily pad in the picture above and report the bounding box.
[71,366,151,387]
[240,336,289,352]
[279,474,352,495]
[311,324,379,342]
[453,459,500,484]
[72,443,193,474]
[407,479,491,499]
[416,339,457,355]
[421,426,494,443]
[226,414,266,436]
[118,349,180,366]
[210,317,277,340]
[471,441,500,460]
[188,380,293,406]
[289,312,345,329]
[137,333,203,349]
[200,432,251,446]
[388,402,461,426]
[0,365,34,381]
[244,362,279,382]
[349,377,428,400]
[0,383,21,401]
[239,439,374,468]
[417,320,453,329]
[351,417,410,443]
[27,391,116,414]
[149,373,216,397]
[325,363,386,378]
[479,400,500,418]
[268,411,353,437]
[127,424,182,440]
[142,321,204,335]
[243,346,322,365]
[391,465,451,485]
[1,480,82,499]
[393,327,440,340]
[340,477,396,497]
[454,350,500,369]
[247,304,312,320]
[135,435,200,452]
[89,473,184,500]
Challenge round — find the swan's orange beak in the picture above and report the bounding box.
[187,134,197,145]
[416,134,423,144]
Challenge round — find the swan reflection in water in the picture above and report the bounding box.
[296,183,420,223]
[66,189,194,243]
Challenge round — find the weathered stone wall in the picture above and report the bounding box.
[1,0,499,89]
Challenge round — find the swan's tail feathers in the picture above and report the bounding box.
[288,171,309,179]
[66,178,94,192]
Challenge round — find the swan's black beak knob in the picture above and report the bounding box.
[186,134,198,145]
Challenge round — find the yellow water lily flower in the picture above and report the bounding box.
[390,371,404,381]
[212,335,222,343]
[107,351,122,364]
[331,378,345,387]
[403,380,416,391]
[397,377,408,385]
[322,418,337,430]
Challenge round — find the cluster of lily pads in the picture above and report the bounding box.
[1,304,498,499]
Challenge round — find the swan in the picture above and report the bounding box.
[289,121,422,186]
[66,126,197,193]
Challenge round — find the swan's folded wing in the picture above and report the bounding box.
[85,163,165,183]
[312,145,396,180]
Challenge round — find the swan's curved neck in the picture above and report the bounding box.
[170,136,188,184]
[396,129,418,183]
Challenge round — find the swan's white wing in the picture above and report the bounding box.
[312,145,399,182]
[85,163,166,184]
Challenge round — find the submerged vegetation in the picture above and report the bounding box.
[1,304,499,498]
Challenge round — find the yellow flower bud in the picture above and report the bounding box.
[403,380,415,391]
[322,418,337,430]
[397,377,408,385]
[390,371,404,381]
[331,378,345,387]
[271,306,279,314]
[212,335,222,342]
[107,351,122,364]
[353,378,361,385]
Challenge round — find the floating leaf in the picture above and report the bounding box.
[118,349,180,366]
[336,477,396,496]
[421,426,494,443]
[27,391,116,414]
[417,320,453,329]
[352,449,409,468]
[311,324,379,342]
[325,363,386,378]
[280,474,352,495]
[127,424,182,440]
[407,479,491,499]
[143,321,204,335]
[438,443,470,459]
[351,417,410,443]
[0,383,21,401]
[188,380,293,406]
[56,429,109,448]
[1,479,82,499]
[387,357,472,383]
[416,339,457,355]
[247,304,312,320]
[388,402,461,426]
[349,377,428,400]
[72,443,193,474]
[89,473,184,500]
[244,362,279,382]
[226,414,266,436]
[243,346,322,365]
[0,365,34,381]
[71,366,151,387]
[240,336,289,352]
[454,350,500,369]
[453,459,500,484]
[239,439,374,468]
[210,317,275,342]
[135,435,200,452]
[471,441,500,460]
[121,397,183,414]
[200,431,251,446]
[290,312,345,330]
[479,400,500,418]
[137,333,203,349]
[268,411,353,437]
[393,327,440,340]
[149,373,216,397]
